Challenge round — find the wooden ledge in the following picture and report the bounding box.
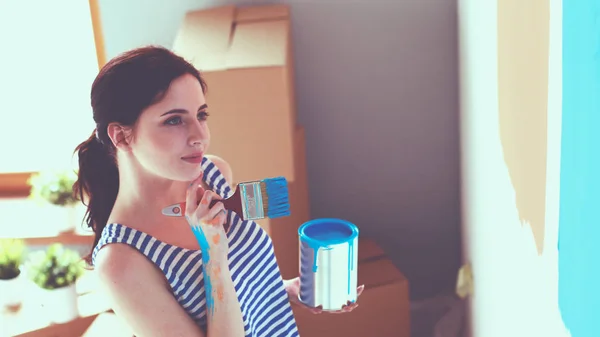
[0,172,33,198]
[21,231,94,246]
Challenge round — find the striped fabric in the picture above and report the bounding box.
[92,157,299,336]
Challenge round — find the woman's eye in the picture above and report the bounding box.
[164,112,208,125]
[198,111,210,121]
[164,116,182,125]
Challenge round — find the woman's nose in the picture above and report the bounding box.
[188,123,207,146]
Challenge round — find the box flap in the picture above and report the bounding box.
[235,4,288,22]
[172,5,235,72]
[226,19,288,69]
[173,5,289,72]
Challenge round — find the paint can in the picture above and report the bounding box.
[298,218,359,311]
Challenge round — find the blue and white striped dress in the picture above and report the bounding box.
[92,156,299,336]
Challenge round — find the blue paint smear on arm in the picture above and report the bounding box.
[559,2,600,336]
[190,223,215,316]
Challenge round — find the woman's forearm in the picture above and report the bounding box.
[204,257,245,337]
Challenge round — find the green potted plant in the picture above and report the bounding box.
[28,169,83,233]
[0,238,26,308]
[26,243,85,323]
[28,169,79,206]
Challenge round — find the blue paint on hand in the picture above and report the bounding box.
[190,224,215,316]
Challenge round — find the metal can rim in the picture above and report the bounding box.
[298,218,359,247]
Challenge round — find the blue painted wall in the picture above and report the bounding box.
[559,1,600,336]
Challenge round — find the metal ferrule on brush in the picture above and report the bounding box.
[239,181,265,221]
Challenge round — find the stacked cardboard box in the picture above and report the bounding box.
[172,4,308,279]
[291,237,411,337]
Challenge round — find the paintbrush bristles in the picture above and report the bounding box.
[260,177,291,219]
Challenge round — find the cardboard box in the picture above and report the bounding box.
[254,126,310,279]
[358,237,386,263]
[172,4,300,183]
[173,3,309,281]
[256,128,385,280]
[291,256,410,337]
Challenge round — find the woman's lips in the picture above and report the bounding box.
[181,154,203,164]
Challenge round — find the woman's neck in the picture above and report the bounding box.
[110,159,189,226]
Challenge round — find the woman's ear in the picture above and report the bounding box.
[107,123,133,151]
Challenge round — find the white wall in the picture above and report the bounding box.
[458,0,570,336]
[98,0,462,299]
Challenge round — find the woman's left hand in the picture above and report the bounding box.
[284,277,365,314]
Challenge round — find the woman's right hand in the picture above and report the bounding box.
[185,171,229,260]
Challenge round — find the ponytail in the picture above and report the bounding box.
[73,130,119,266]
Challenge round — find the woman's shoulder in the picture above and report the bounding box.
[204,154,233,183]
[92,243,188,335]
[94,243,166,293]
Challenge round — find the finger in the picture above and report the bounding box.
[357,284,365,296]
[208,192,224,208]
[344,303,358,312]
[332,304,357,314]
[219,209,228,226]
[196,189,213,215]
[211,209,227,230]
[337,307,355,314]
[185,172,204,218]
[206,198,225,219]
[342,300,357,310]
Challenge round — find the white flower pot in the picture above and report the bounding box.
[40,283,79,324]
[38,204,73,233]
[47,203,87,233]
[63,204,81,233]
[0,272,24,307]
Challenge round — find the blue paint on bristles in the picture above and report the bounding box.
[262,176,291,218]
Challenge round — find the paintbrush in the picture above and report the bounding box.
[161,176,291,221]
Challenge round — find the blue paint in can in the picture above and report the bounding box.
[299,218,359,295]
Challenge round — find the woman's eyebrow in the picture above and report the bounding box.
[161,104,208,116]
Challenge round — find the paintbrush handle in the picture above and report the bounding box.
[207,187,242,214]
[209,195,232,208]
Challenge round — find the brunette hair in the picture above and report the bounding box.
[73,46,207,265]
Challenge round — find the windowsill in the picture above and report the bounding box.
[5,227,94,246]
[18,231,94,246]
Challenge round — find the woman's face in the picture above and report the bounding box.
[129,73,210,182]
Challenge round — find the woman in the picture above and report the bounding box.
[74,46,361,337]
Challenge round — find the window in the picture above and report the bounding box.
[0,0,101,175]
